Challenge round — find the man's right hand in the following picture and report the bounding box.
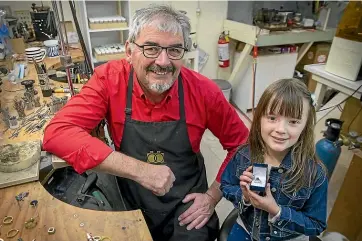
[138,163,176,196]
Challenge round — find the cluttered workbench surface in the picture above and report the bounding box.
[0,181,152,241]
[0,45,153,240]
[0,44,84,144]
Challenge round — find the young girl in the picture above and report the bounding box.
[221,78,328,241]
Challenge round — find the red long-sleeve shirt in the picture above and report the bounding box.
[43,59,249,182]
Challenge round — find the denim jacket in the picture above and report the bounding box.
[220,145,328,241]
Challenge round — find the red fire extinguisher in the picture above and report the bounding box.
[218,31,230,68]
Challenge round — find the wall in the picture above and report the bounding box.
[129,0,228,79]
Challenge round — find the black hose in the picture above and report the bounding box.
[68,0,93,75]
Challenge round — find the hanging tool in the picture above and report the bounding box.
[69,0,93,76]
[51,0,75,96]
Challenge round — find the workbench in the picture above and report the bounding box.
[0,46,153,241]
[223,20,336,87]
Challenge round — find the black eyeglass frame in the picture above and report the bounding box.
[132,42,188,60]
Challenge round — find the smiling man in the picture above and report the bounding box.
[43,4,249,241]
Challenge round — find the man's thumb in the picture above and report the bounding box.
[182,193,196,203]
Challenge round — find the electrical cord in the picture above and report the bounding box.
[316,83,362,112]
[347,106,362,133]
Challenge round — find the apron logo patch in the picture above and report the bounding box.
[147,151,165,165]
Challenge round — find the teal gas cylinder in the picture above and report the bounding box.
[316,118,344,178]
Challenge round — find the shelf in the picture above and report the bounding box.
[223,20,336,46]
[89,27,129,33]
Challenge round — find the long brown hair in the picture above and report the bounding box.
[249,78,323,192]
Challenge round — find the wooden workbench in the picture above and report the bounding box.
[0,47,84,144]
[0,181,152,241]
[0,47,153,241]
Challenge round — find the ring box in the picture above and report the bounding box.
[250,163,268,192]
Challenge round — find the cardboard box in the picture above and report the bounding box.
[9,38,26,54]
[296,43,331,92]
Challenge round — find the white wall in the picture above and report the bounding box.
[129,0,228,79]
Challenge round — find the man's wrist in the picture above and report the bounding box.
[205,181,222,206]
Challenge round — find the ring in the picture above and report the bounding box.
[7,229,19,238]
[254,177,262,184]
[3,216,13,225]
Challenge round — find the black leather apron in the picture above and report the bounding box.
[117,69,219,241]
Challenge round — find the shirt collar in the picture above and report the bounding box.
[132,71,179,101]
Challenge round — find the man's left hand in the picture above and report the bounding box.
[178,193,216,230]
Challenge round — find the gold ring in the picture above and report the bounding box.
[7,229,19,238]
[3,216,13,225]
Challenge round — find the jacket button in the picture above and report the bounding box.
[266,237,270,241]
[256,222,260,227]
[278,221,282,225]
[278,169,284,173]
[274,231,278,234]
[271,187,277,192]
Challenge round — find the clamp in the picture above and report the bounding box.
[3,216,13,225]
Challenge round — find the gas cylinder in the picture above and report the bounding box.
[315,118,344,178]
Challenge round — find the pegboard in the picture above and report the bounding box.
[14,10,33,27]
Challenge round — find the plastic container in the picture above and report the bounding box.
[212,79,232,101]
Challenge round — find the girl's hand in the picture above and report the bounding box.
[247,184,280,216]
[239,166,253,202]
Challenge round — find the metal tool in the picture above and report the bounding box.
[21,80,36,111]
[0,107,10,128]
[13,98,26,118]
[51,0,75,96]
[34,96,41,107]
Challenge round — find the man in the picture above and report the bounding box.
[43,4,249,241]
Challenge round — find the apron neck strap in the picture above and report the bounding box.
[125,68,185,121]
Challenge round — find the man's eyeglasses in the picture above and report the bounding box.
[133,42,188,60]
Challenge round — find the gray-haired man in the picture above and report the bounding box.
[43,4,249,240]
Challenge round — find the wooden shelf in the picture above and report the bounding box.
[223,20,336,46]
